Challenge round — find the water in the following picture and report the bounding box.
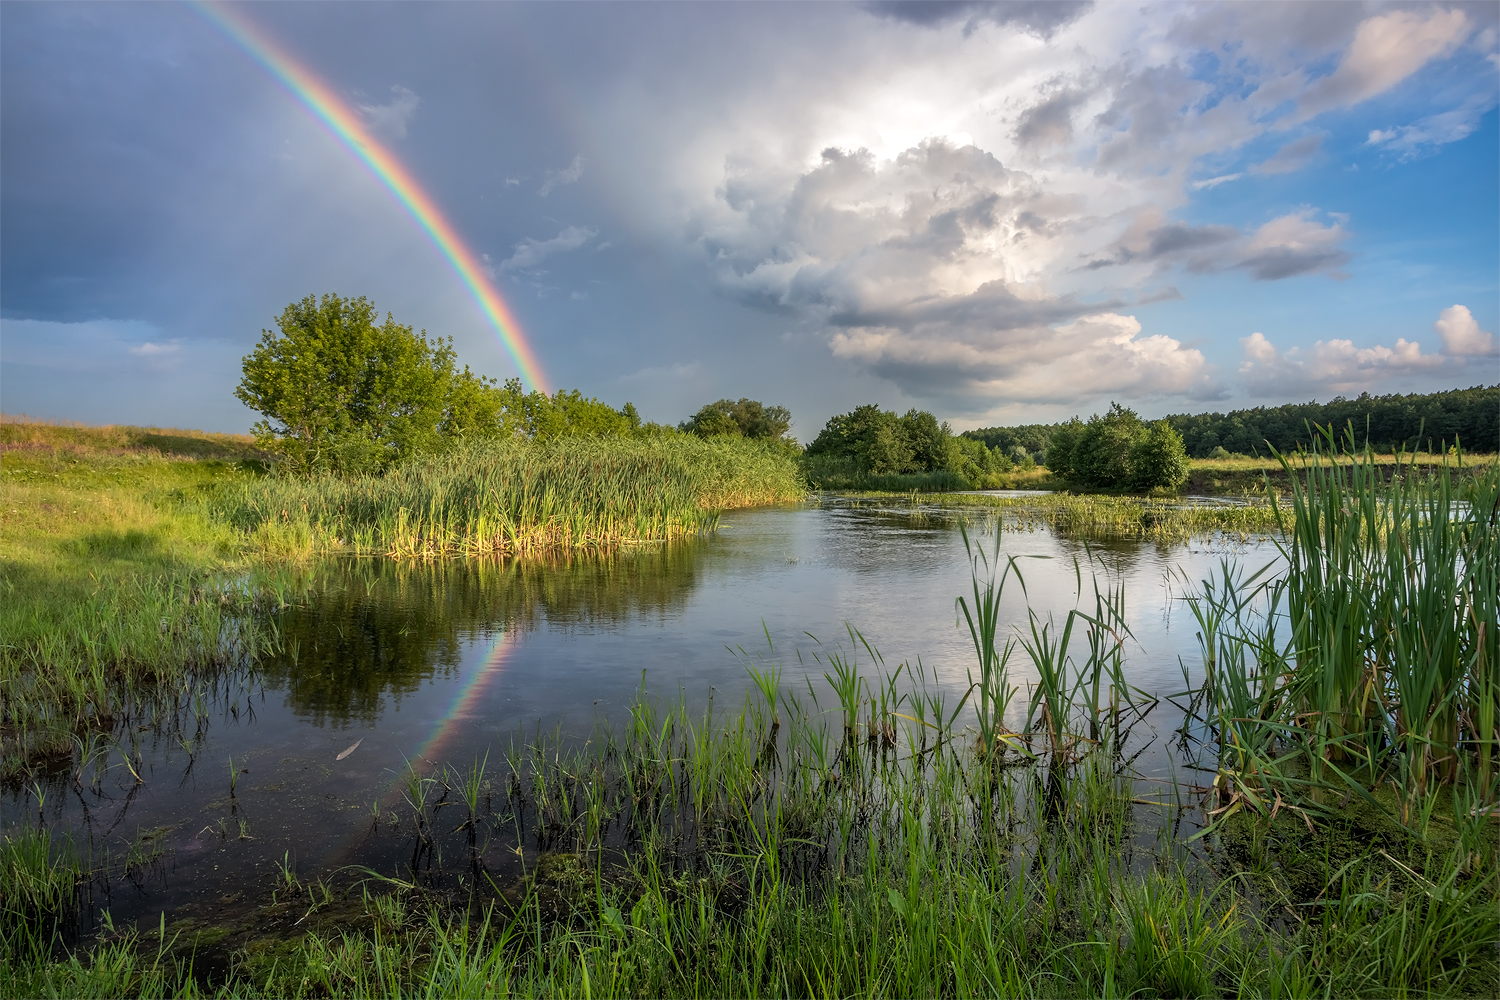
[8,497,1281,936]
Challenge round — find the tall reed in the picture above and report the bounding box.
[1189,429,1499,826]
[220,435,805,558]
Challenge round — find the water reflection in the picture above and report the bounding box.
[7,501,1282,938]
[262,544,703,723]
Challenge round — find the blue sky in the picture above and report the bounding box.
[2,1,1496,438]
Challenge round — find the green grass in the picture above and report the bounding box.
[830,490,1284,543]
[1183,432,1499,835]
[4,654,1494,998]
[4,421,1496,998]
[219,435,807,557]
[0,422,280,766]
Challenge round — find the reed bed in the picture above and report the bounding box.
[1184,432,1499,831]
[838,490,1284,543]
[220,436,806,558]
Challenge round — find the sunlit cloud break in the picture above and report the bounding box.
[192,1,550,392]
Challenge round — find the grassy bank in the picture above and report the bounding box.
[5,423,1495,999]
[0,419,281,768]
[1185,449,1498,496]
[802,452,1054,492]
[0,421,804,764]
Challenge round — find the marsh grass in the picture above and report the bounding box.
[7,647,1494,997]
[4,422,1497,998]
[1182,431,1499,836]
[1,424,802,769]
[220,436,806,558]
[1185,448,1498,496]
[834,490,1284,543]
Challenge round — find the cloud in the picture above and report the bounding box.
[829,311,1220,403]
[356,85,420,141]
[700,138,1218,403]
[127,340,180,357]
[0,318,187,372]
[1083,209,1350,280]
[496,225,597,273]
[1189,173,1243,191]
[1296,8,1471,121]
[865,1,1091,38]
[1434,304,1497,356]
[1253,134,1323,175]
[1367,94,1498,159]
[1236,210,1351,280]
[539,155,585,196]
[1238,329,1457,396]
[1014,90,1083,148]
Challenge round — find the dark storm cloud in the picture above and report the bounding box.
[1082,212,1349,281]
[865,1,1092,37]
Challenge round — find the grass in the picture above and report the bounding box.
[219,435,807,558]
[827,490,1284,543]
[802,453,1055,492]
[4,609,1494,997]
[4,420,1495,997]
[1185,448,1498,496]
[0,420,281,770]
[1182,432,1500,835]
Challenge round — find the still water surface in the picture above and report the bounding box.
[11,497,1280,934]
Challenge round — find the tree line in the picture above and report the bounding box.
[236,295,799,475]
[965,385,1499,461]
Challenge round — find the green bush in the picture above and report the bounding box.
[1046,404,1188,492]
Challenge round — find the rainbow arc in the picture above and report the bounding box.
[195,1,549,392]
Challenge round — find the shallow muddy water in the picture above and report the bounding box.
[8,496,1281,938]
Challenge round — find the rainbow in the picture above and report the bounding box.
[192,2,549,392]
[409,628,521,767]
[313,628,520,869]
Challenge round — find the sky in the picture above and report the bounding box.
[2,1,1497,439]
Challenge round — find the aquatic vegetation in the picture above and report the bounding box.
[219,434,806,557]
[834,490,1285,542]
[1183,431,1499,832]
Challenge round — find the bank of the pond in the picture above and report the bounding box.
[0,423,804,761]
[3,434,1497,999]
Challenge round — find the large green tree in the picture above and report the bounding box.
[236,294,500,474]
[681,399,793,441]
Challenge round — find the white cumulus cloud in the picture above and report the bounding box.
[1434,304,1497,356]
[1295,8,1471,121]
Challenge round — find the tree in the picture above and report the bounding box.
[681,399,793,440]
[1044,418,1083,479]
[1129,419,1190,491]
[1072,403,1143,488]
[236,294,500,475]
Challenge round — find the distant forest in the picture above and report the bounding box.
[963,385,1499,459]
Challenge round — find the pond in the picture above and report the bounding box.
[8,495,1282,939]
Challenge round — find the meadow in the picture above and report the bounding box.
[2,419,1496,998]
